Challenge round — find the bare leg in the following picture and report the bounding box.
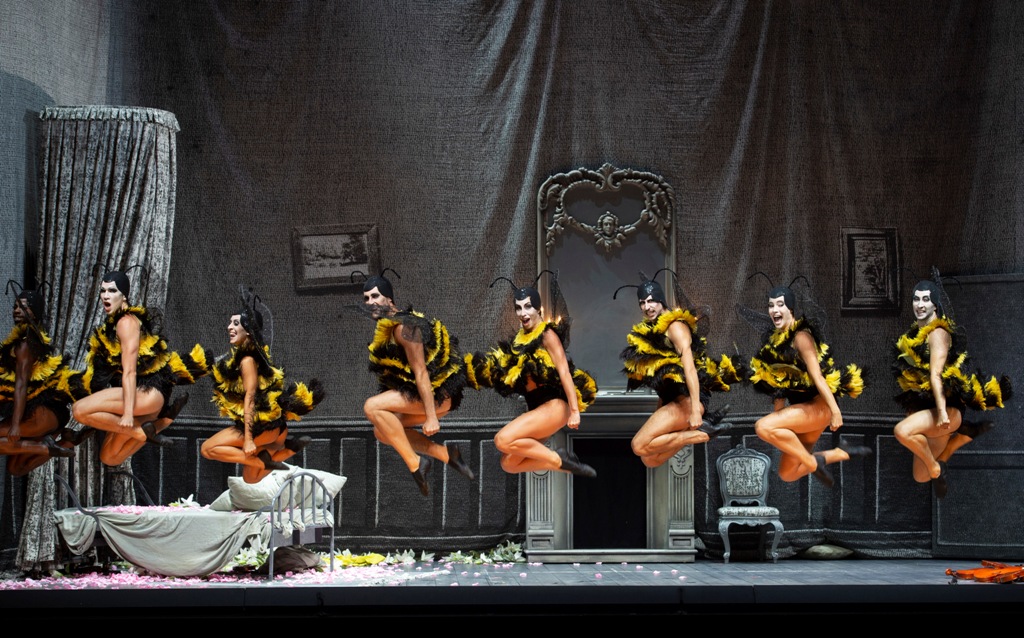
[631,397,708,468]
[937,432,971,463]
[98,417,177,466]
[72,387,164,443]
[494,399,571,474]
[755,395,847,482]
[894,407,962,482]
[363,390,451,471]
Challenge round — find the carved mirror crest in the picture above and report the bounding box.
[536,163,677,392]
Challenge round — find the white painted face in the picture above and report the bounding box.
[768,295,794,330]
[639,295,664,321]
[227,314,249,347]
[912,288,937,325]
[515,297,542,331]
[363,286,393,319]
[99,281,126,315]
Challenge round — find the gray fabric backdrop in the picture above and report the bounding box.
[1,0,1022,565]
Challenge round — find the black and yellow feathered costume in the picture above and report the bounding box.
[210,341,325,437]
[621,308,743,404]
[892,317,1010,413]
[0,323,82,427]
[748,317,864,404]
[368,309,466,410]
[82,306,211,408]
[466,320,597,411]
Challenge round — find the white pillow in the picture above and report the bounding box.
[227,468,292,511]
[209,489,234,512]
[289,468,347,506]
[226,466,347,511]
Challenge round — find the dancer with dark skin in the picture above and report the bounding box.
[0,284,77,475]
[743,281,868,487]
[71,270,208,466]
[201,288,324,484]
[359,270,475,496]
[891,272,1011,497]
[466,273,598,477]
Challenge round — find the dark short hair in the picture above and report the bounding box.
[912,280,944,317]
[102,271,131,300]
[514,286,542,310]
[363,275,394,302]
[767,285,795,313]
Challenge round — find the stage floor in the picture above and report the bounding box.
[2,557,1023,619]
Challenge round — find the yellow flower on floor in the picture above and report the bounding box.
[334,550,388,567]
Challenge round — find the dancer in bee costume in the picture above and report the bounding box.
[465,270,598,477]
[614,270,742,468]
[357,269,475,497]
[0,281,80,475]
[737,274,869,487]
[71,266,212,466]
[892,267,1011,498]
[201,287,325,484]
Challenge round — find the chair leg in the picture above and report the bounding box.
[769,521,784,563]
[718,521,732,563]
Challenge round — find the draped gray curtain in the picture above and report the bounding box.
[16,106,179,571]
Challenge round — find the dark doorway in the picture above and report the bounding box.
[571,437,647,549]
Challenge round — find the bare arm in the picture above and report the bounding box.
[116,314,141,428]
[666,320,703,428]
[794,330,842,430]
[395,324,440,436]
[543,328,581,429]
[928,327,952,427]
[8,340,35,441]
[240,356,258,455]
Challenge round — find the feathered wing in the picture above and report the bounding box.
[281,378,326,420]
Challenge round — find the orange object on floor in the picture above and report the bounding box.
[946,560,1024,583]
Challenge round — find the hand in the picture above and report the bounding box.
[118,414,135,429]
[937,408,951,428]
[829,409,843,431]
[243,438,257,456]
[688,412,703,430]
[422,416,440,437]
[7,424,20,443]
[566,409,581,430]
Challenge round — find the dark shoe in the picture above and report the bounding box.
[59,426,95,447]
[284,435,312,453]
[161,393,190,420]
[44,436,75,459]
[840,445,873,459]
[811,452,834,488]
[258,449,289,471]
[958,420,994,440]
[141,422,174,448]
[933,461,949,499]
[411,456,433,496]
[446,442,476,481]
[699,404,732,438]
[556,448,597,478]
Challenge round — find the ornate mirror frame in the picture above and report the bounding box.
[535,163,678,393]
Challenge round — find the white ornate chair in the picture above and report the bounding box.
[716,445,784,563]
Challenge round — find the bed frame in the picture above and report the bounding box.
[53,470,337,578]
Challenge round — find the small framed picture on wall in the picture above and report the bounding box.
[840,227,900,312]
[291,223,380,293]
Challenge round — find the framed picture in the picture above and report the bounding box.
[291,224,380,292]
[841,227,900,312]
